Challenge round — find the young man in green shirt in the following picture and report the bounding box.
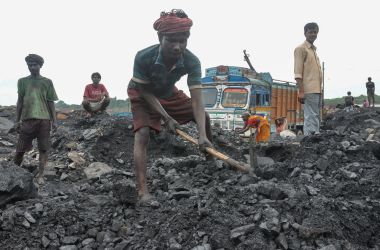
[14,54,58,185]
[128,9,213,203]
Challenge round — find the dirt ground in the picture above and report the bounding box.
[0,107,379,250]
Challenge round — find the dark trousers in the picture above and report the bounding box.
[367,90,375,107]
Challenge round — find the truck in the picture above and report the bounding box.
[201,51,303,132]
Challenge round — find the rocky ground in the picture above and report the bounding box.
[0,106,379,250]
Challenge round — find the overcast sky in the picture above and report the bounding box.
[1,0,379,105]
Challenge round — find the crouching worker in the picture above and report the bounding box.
[82,72,110,115]
[275,116,288,134]
[236,112,270,142]
[344,91,355,112]
[128,9,213,204]
[14,54,58,185]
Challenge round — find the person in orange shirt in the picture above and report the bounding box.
[236,112,270,142]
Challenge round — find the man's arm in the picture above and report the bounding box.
[138,85,182,134]
[235,121,248,133]
[84,96,102,102]
[237,126,250,134]
[189,88,213,148]
[294,47,305,103]
[296,78,305,103]
[138,84,176,127]
[189,88,207,138]
[16,94,23,123]
[47,101,57,124]
[16,80,24,123]
[239,118,260,134]
[10,95,24,133]
[101,85,110,99]
[46,80,58,125]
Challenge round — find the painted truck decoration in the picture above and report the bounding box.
[201,64,303,132]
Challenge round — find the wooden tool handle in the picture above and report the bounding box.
[176,129,250,172]
[176,129,198,144]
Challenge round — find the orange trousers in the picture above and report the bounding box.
[256,124,270,142]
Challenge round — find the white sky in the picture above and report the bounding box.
[1,0,379,105]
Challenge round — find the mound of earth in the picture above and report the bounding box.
[0,107,379,249]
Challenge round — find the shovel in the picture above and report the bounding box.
[175,129,251,173]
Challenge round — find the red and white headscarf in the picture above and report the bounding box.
[153,9,193,34]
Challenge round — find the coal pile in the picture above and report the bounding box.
[0,108,379,250]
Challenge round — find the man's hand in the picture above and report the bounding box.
[12,121,22,134]
[298,91,305,104]
[198,136,213,153]
[164,118,180,134]
[235,128,242,134]
[297,82,304,104]
[99,94,106,103]
[296,79,304,104]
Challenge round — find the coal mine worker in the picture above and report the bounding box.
[14,54,58,185]
[344,91,355,111]
[275,116,288,134]
[363,99,369,108]
[294,22,323,135]
[236,112,270,142]
[82,72,110,115]
[127,9,213,204]
[366,77,375,107]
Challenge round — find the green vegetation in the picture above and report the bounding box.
[324,94,379,107]
[55,100,81,110]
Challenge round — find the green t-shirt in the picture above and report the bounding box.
[17,75,58,120]
[129,44,203,99]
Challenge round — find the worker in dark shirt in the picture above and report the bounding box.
[366,77,375,107]
[127,9,213,204]
[344,91,354,111]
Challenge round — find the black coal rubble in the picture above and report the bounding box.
[0,164,37,206]
[0,107,379,249]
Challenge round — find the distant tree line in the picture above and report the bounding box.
[324,94,379,107]
[55,94,378,111]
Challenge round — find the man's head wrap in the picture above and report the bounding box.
[25,54,44,66]
[153,9,193,34]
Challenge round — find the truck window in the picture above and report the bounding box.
[264,94,270,106]
[201,88,218,107]
[256,93,261,106]
[221,88,248,108]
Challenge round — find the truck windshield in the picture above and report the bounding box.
[221,88,248,108]
[201,88,218,107]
